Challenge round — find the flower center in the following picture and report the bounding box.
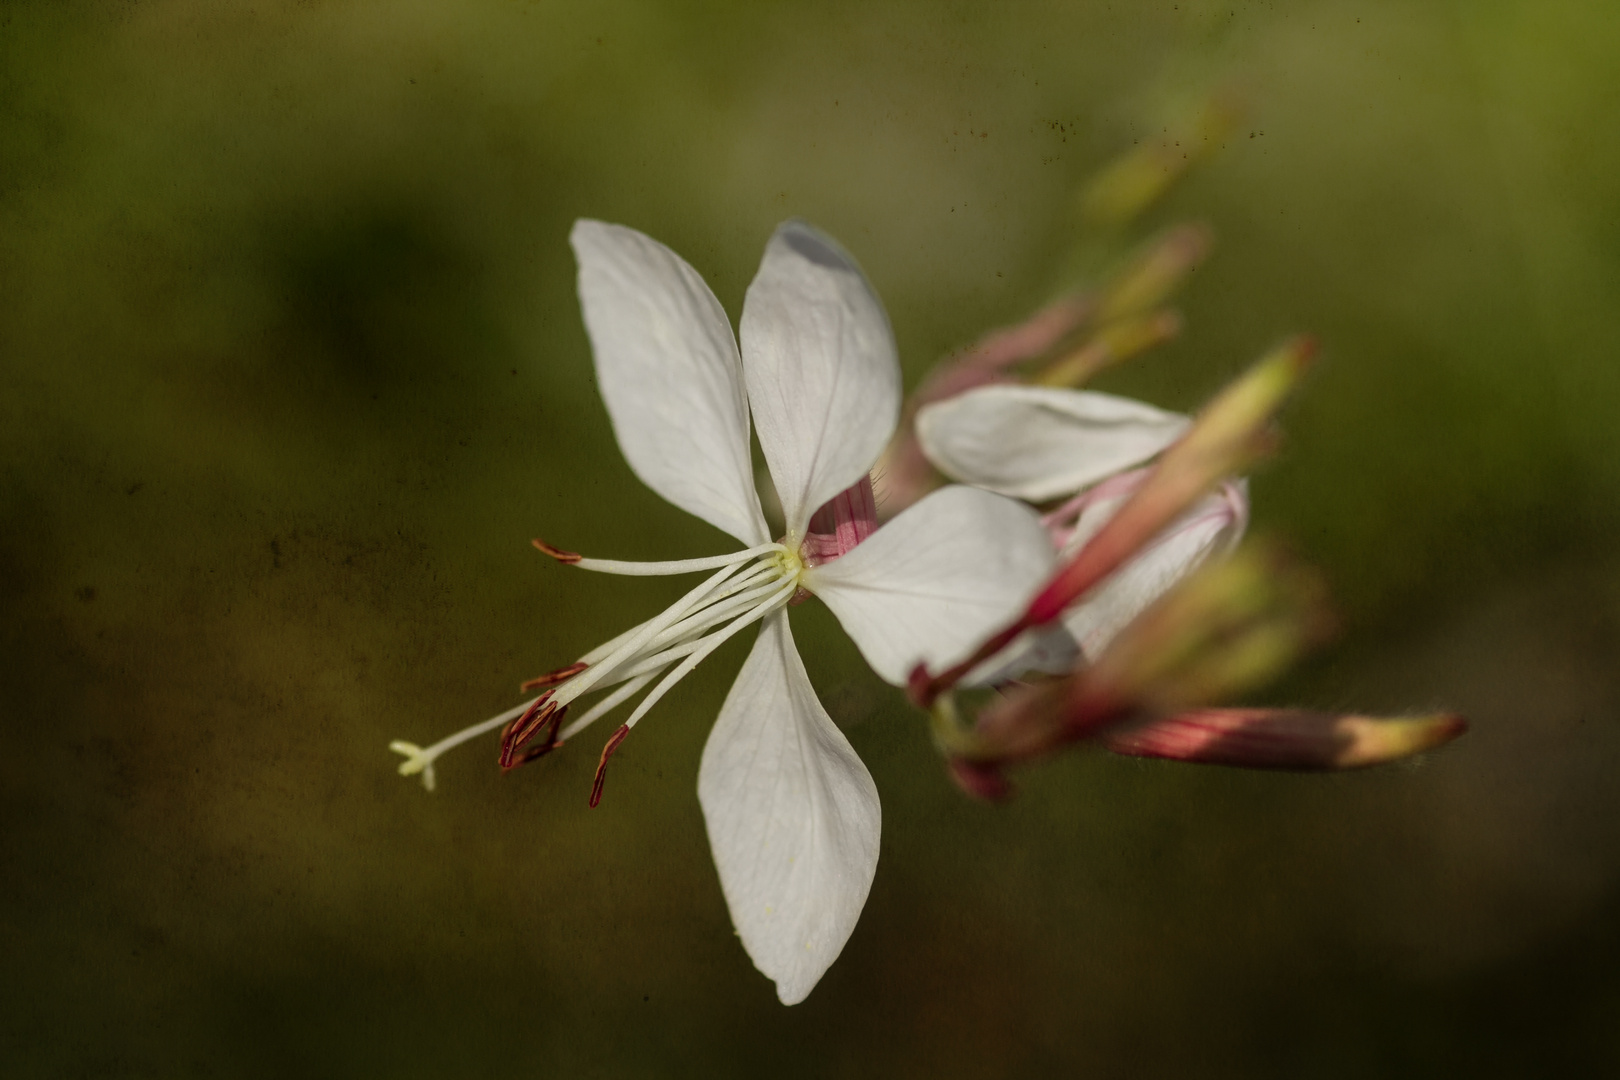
[771,545,807,582]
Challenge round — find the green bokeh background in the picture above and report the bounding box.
[5,1,1620,1075]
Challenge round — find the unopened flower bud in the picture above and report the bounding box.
[1104,708,1468,770]
[1092,224,1212,325]
[1081,543,1331,715]
[1033,308,1184,389]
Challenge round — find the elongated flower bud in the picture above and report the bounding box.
[1091,224,1211,326]
[1078,543,1331,714]
[1104,708,1468,770]
[1032,308,1183,389]
[958,543,1325,761]
[1077,97,1238,228]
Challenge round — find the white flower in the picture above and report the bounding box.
[392,220,1056,1004]
[915,383,1248,659]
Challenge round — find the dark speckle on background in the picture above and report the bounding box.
[3,1,1620,1076]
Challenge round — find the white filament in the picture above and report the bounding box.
[393,544,805,788]
[558,673,656,741]
[622,578,799,729]
[574,542,785,576]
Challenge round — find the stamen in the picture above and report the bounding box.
[589,724,631,808]
[571,542,786,577]
[499,696,566,770]
[620,578,798,729]
[532,538,582,563]
[538,557,782,701]
[639,577,786,658]
[612,598,767,686]
[508,703,572,769]
[500,693,552,755]
[558,673,656,741]
[520,661,588,692]
[580,616,660,666]
[391,539,805,792]
[553,560,761,703]
[607,635,722,689]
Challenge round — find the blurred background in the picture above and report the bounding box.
[4,1,1620,1075]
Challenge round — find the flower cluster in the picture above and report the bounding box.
[904,340,1463,798]
[390,212,1464,1005]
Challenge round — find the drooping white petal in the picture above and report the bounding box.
[1062,482,1248,659]
[740,221,900,537]
[915,384,1189,502]
[571,220,770,546]
[806,485,1056,685]
[698,611,880,1006]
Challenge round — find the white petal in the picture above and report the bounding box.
[698,611,880,1005]
[915,385,1189,502]
[1062,482,1248,658]
[571,220,770,546]
[740,221,900,537]
[806,485,1057,685]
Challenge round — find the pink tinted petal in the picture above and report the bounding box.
[803,474,878,567]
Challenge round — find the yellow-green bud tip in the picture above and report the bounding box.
[1336,713,1468,768]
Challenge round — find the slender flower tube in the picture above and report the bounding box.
[390,220,1056,1004]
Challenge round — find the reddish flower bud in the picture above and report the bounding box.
[1105,708,1469,770]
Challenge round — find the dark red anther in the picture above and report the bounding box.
[500,694,566,770]
[520,661,588,692]
[512,728,569,767]
[532,538,582,563]
[589,724,631,808]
